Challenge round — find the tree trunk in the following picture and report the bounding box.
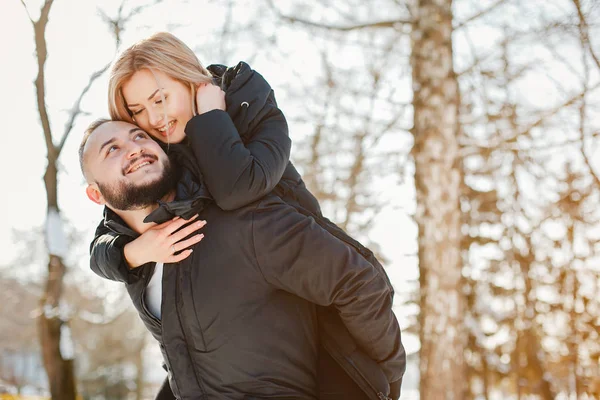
[38,292,76,400]
[25,1,78,398]
[38,240,76,400]
[410,0,466,398]
[39,167,77,400]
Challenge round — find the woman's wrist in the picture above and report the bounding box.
[123,242,145,269]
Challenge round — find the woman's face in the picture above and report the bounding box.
[122,69,193,143]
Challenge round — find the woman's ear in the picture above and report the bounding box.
[86,184,106,205]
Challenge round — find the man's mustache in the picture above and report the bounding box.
[122,154,159,175]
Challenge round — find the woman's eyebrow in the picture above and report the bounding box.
[127,88,162,107]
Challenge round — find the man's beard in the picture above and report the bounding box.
[97,158,180,211]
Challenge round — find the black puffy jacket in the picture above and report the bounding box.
[99,185,404,399]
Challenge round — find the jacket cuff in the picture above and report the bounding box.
[113,235,144,284]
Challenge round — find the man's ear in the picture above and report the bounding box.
[86,184,106,205]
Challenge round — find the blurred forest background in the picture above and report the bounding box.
[1,0,599,399]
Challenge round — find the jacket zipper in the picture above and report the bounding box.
[321,336,389,400]
[175,264,207,398]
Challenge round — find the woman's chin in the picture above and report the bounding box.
[152,131,185,144]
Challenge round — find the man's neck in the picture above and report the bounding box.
[112,191,176,235]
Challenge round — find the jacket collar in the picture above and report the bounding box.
[102,207,138,239]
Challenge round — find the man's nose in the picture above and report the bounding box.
[126,141,144,158]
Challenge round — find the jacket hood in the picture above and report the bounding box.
[208,61,274,138]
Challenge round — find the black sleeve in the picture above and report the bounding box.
[185,105,290,211]
[89,220,135,283]
[251,197,405,384]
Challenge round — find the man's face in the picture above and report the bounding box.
[83,121,177,211]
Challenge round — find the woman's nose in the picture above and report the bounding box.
[147,108,164,127]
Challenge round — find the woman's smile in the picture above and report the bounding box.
[156,120,177,137]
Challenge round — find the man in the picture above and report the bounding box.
[80,119,405,399]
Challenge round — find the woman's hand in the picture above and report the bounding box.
[196,83,226,115]
[123,215,206,268]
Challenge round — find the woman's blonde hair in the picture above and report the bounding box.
[108,32,213,122]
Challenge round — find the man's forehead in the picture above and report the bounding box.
[95,121,138,139]
[86,121,140,148]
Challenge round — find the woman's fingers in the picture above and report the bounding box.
[168,249,194,263]
[164,214,199,235]
[173,234,205,253]
[153,216,180,230]
[196,84,226,114]
[170,219,206,244]
[168,234,205,263]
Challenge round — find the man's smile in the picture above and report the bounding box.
[123,155,158,175]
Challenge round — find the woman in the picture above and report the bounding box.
[90,32,399,400]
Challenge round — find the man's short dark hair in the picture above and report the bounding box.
[79,118,111,179]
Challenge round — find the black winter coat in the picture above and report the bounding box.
[89,62,405,399]
[100,187,404,399]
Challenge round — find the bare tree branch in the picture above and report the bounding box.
[19,0,34,23]
[57,62,111,155]
[58,0,148,156]
[457,28,525,77]
[580,130,600,188]
[571,0,600,74]
[98,8,124,48]
[98,0,164,47]
[314,0,356,22]
[454,0,509,30]
[460,130,600,156]
[473,81,600,151]
[265,0,410,31]
[124,0,164,23]
[458,19,594,77]
[38,0,53,26]
[573,0,600,188]
[285,15,408,31]
[33,0,56,164]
